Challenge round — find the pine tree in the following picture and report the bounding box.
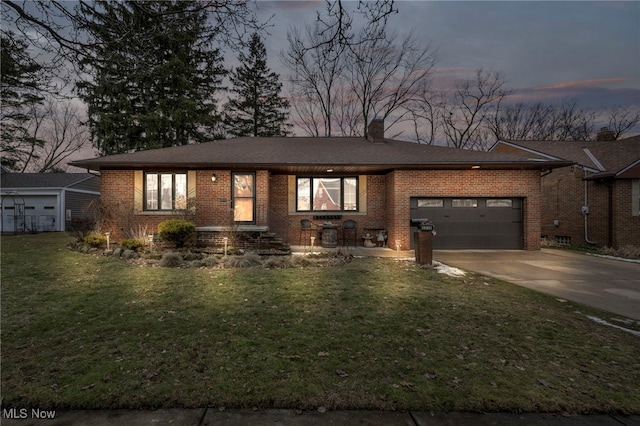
[224,33,290,137]
[77,1,226,155]
[0,32,46,170]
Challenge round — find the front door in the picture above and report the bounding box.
[232,172,255,224]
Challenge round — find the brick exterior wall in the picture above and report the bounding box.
[539,166,610,246]
[541,168,639,248]
[493,143,640,249]
[268,174,387,245]
[101,168,543,250]
[195,170,233,227]
[612,179,640,248]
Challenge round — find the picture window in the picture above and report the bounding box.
[144,172,187,211]
[296,177,358,212]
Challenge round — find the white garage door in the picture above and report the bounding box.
[1,195,59,233]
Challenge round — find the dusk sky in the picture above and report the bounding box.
[256,1,640,112]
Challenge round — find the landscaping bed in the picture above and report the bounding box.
[2,233,639,414]
[67,240,346,269]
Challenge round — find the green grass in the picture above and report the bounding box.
[2,233,639,414]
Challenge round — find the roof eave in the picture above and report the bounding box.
[69,160,571,173]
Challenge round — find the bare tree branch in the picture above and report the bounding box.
[606,105,640,139]
[441,69,512,149]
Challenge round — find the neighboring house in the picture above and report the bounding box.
[0,170,101,233]
[490,131,640,248]
[70,119,569,250]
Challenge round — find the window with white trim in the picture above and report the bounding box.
[296,177,358,211]
[144,172,187,211]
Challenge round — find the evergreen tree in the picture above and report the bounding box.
[77,1,226,155]
[224,33,290,137]
[0,32,46,170]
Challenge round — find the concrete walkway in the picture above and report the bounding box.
[2,408,639,425]
[434,249,640,321]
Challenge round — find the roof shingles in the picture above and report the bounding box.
[1,173,96,189]
[494,135,640,176]
[71,136,567,173]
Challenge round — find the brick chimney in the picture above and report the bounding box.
[596,127,615,141]
[367,118,384,144]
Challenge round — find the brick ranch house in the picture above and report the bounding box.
[491,131,640,249]
[71,120,569,251]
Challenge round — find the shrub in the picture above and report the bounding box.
[262,256,294,269]
[84,233,107,248]
[225,253,262,268]
[68,218,96,243]
[159,252,183,268]
[291,256,319,268]
[120,238,145,252]
[157,219,196,248]
[599,245,640,260]
[201,256,221,267]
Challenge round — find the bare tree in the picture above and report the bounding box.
[282,1,437,137]
[333,85,361,137]
[490,98,598,141]
[441,69,513,150]
[18,97,88,172]
[551,99,594,140]
[606,105,640,139]
[348,30,438,137]
[490,102,555,140]
[407,80,445,145]
[310,0,397,52]
[281,24,346,136]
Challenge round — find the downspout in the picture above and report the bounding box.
[583,168,597,245]
[604,180,613,247]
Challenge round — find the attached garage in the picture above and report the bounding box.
[410,197,523,249]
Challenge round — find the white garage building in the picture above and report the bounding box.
[1,170,100,233]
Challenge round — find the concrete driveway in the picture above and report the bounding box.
[434,249,640,320]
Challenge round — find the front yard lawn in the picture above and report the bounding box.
[1,233,639,414]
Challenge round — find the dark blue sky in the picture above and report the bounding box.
[258,1,640,110]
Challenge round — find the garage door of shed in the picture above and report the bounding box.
[410,197,523,249]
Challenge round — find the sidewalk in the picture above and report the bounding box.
[3,408,639,425]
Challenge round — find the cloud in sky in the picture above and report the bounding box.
[534,78,633,91]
